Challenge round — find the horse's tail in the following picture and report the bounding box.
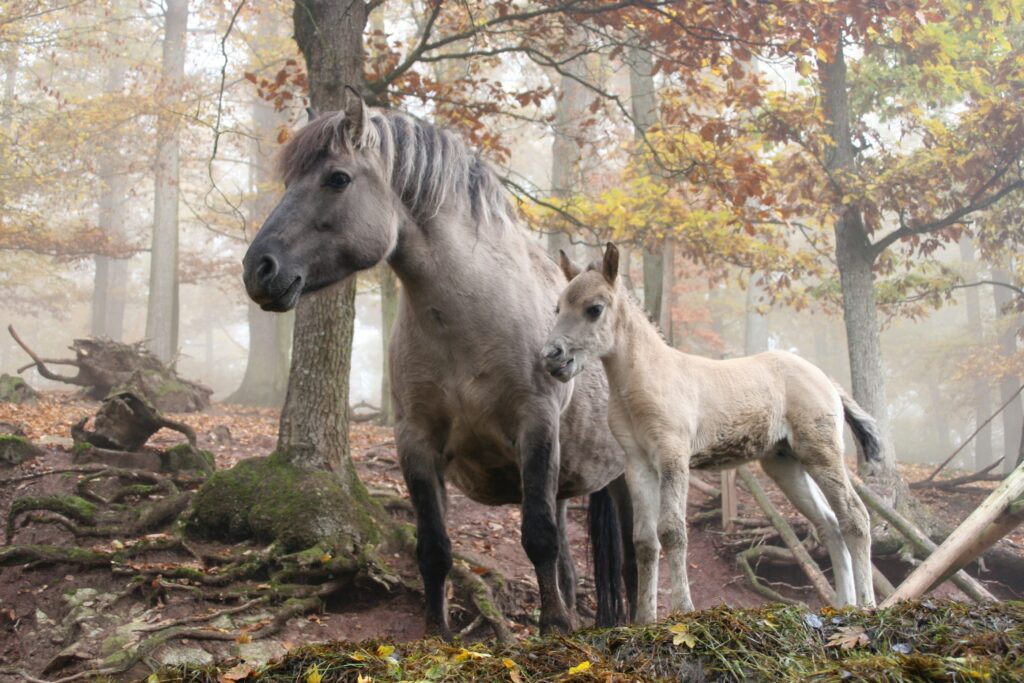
[835,384,883,463]
[588,486,625,627]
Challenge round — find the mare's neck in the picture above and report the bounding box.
[601,293,675,393]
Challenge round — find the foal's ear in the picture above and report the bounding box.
[558,249,581,282]
[602,242,619,285]
[342,85,370,148]
[305,106,319,123]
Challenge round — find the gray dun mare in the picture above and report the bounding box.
[543,243,879,623]
[242,91,633,636]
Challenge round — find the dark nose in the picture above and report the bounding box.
[544,341,565,360]
[254,254,279,288]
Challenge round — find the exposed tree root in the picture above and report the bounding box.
[736,545,806,606]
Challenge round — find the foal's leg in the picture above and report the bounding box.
[556,499,578,613]
[760,452,855,606]
[519,416,575,633]
[798,449,876,608]
[624,454,661,623]
[655,439,694,613]
[398,422,453,638]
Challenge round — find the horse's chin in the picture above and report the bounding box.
[258,276,303,312]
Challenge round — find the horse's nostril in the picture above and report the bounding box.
[256,254,279,284]
[545,344,564,360]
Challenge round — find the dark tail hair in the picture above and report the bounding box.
[836,384,883,463]
[588,486,625,627]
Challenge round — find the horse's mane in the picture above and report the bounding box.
[277,108,515,230]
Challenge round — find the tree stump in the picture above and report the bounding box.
[9,326,212,412]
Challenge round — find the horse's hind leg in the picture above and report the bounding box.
[556,499,578,613]
[398,424,453,638]
[795,443,876,608]
[760,451,855,606]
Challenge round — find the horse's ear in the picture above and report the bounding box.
[602,242,619,285]
[342,85,369,148]
[305,106,319,123]
[558,249,581,281]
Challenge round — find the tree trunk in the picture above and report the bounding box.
[993,263,1023,471]
[744,276,769,355]
[959,237,993,469]
[379,263,397,424]
[280,0,368,478]
[144,0,188,363]
[92,61,129,341]
[547,28,590,259]
[817,33,901,500]
[625,40,666,322]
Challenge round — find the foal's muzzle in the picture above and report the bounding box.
[542,340,579,382]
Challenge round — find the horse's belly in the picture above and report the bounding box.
[690,435,780,471]
[447,452,522,505]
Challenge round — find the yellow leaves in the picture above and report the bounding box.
[356,675,373,683]
[503,658,523,683]
[453,647,492,661]
[669,622,697,647]
[305,664,323,683]
[567,660,591,675]
[376,644,395,658]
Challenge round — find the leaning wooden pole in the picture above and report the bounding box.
[853,479,996,603]
[736,467,836,605]
[882,461,1024,606]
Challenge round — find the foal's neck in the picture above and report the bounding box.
[601,290,674,391]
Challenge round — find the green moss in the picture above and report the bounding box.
[0,373,38,403]
[161,444,214,474]
[7,495,97,539]
[187,454,382,555]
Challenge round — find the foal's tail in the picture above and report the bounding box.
[588,486,625,627]
[835,384,883,463]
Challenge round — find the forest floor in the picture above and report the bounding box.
[0,393,1022,681]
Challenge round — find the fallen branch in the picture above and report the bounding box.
[910,457,1005,490]
[8,325,90,387]
[736,544,806,606]
[883,460,1024,606]
[920,385,1024,484]
[736,467,835,605]
[853,479,995,602]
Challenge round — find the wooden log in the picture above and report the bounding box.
[930,500,1024,590]
[721,469,738,531]
[910,457,1005,490]
[736,467,835,605]
[882,461,1024,606]
[853,479,995,603]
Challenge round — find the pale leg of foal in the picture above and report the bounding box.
[800,457,876,608]
[760,453,855,606]
[656,443,694,613]
[624,455,661,623]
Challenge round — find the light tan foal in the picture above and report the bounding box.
[542,243,879,622]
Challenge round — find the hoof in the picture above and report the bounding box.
[539,610,576,635]
[425,618,453,642]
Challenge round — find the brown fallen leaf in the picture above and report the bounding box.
[218,662,254,682]
[827,625,869,650]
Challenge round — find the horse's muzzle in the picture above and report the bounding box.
[543,340,579,382]
[243,248,304,312]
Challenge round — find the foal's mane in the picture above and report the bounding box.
[278,108,516,229]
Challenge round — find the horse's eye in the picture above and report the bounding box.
[586,304,604,320]
[555,305,560,315]
[326,171,351,190]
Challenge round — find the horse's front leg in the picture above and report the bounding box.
[655,437,694,613]
[397,422,453,639]
[519,416,575,634]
